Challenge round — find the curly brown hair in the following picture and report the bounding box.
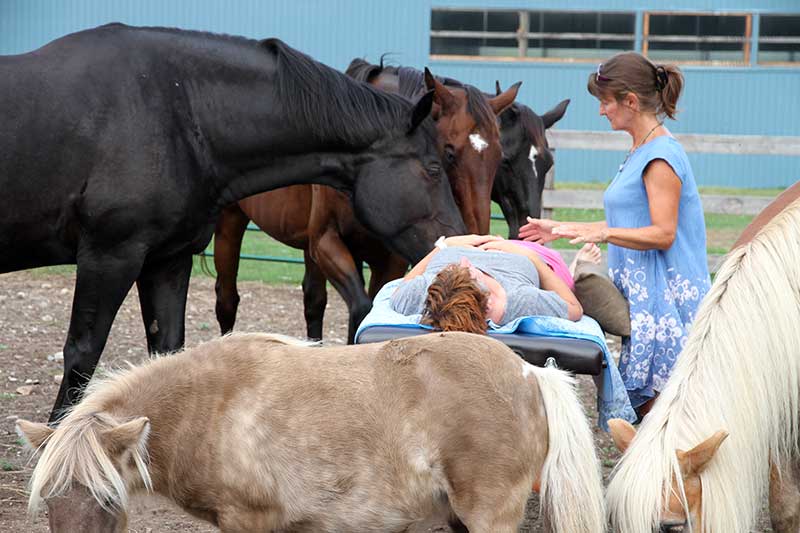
[421,264,489,334]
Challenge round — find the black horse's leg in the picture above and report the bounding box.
[136,253,192,355]
[310,230,372,344]
[214,204,250,334]
[50,247,144,423]
[302,249,327,341]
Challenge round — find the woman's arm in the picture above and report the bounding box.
[551,160,681,251]
[519,217,605,244]
[479,240,583,320]
[402,234,503,281]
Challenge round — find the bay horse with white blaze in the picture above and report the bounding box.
[0,24,465,421]
[18,332,606,533]
[606,191,800,532]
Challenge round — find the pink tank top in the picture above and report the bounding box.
[510,240,574,290]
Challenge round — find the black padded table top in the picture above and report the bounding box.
[356,326,605,376]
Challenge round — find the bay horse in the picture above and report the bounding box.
[17,332,606,533]
[0,24,465,422]
[214,62,519,342]
[605,192,800,532]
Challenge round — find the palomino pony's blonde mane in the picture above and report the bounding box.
[24,332,313,515]
[607,198,800,532]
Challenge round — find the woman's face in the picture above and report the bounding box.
[598,94,634,131]
[459,258,507,324]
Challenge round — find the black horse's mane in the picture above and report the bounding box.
[261,40,416,147]
[122,26,413,148]
[347,58,496,136]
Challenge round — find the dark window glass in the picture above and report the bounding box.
[759,15,800,63]
[431,9,635,59]
[647,14,747,62]
[431,11,484,32]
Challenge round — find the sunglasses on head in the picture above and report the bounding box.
[596,63,611,82]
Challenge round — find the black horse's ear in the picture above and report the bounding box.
[408,90,435,133]
[424,67,436,90]
[541,99,570,129]
[495,80,502,96]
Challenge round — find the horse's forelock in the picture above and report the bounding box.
[608,198,800,532]
[27,410,150,516]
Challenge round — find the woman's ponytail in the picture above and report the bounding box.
[657,63,684,120]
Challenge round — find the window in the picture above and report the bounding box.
[643,13,751,64]
[430,9,635,61]
[759,15,800,64]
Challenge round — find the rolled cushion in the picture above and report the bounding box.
[573,262,631,337]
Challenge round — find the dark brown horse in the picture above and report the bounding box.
[0,26,467,422]
[214,65,518,342]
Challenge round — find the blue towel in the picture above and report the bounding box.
[355,279,637,430]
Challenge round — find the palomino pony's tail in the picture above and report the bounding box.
[531,364,606,532]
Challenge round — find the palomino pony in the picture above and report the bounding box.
[214,63,518,342]
[18,332,606,533]
[605,194,800,532]
[0,25,465,421]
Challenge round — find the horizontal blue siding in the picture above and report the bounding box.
[2,0,798,188]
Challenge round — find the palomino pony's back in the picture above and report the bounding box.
[19,331,605,533]
[607,198,800,532]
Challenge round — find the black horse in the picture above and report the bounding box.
[491,82,570,238]
[0,24,465,421]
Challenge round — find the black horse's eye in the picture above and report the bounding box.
[443,144,457,167]
[427,163,442,178]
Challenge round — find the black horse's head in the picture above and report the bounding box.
[263,40,465,263]
[491,85,569,238]
[351,90,467,263]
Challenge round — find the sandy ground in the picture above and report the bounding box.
[0,270,772,532]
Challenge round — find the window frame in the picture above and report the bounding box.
[429,8,637,63]
[641,11,752,66]
[757,13,800,66]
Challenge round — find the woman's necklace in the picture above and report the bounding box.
[618,122,663,172]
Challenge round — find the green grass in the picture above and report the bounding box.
[0,393,15,401]
[1,460,16,472]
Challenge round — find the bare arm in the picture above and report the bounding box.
[402,234,503,281]
[551,160,681,251]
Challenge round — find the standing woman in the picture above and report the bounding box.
[519,52,710,418]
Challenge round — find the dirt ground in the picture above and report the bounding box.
[0,270,772,532]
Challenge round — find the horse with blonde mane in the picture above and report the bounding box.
[17,331,605,533]
[606,194,800,533]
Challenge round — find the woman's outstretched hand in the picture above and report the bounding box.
[552,224,609,245]
[518,217,561,244]
[443,234,503,248]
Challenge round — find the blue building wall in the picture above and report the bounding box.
[2,0,798,188]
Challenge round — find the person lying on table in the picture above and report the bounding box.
[390,234,597,334]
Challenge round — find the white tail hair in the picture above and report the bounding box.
[607,197,800,532]
[530,364,606,532]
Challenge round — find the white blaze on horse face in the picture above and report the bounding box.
[529,145,539,180]
[469,133,488,153]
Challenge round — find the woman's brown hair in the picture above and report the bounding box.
[587,52,684,120]
[421,265,489,334]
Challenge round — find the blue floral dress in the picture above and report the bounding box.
[604,135,711,409]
